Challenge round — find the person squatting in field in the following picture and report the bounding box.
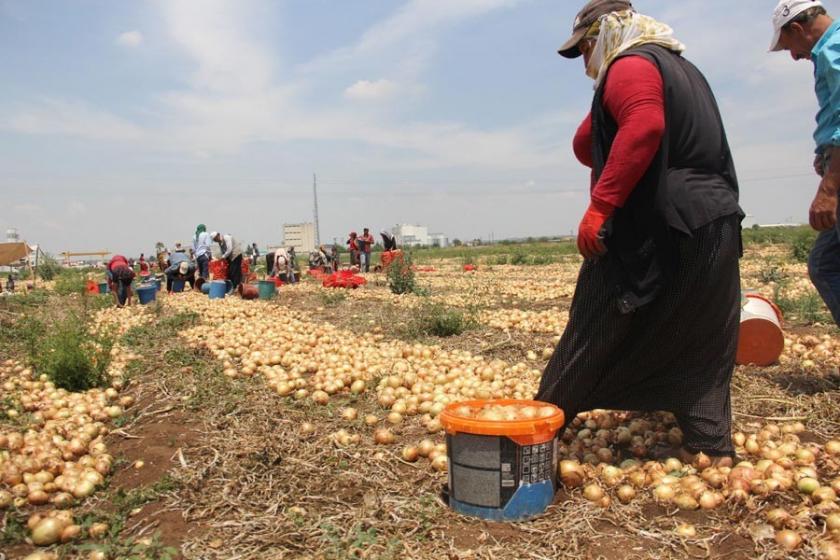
[537,0,743,466]
[770,0,840,327]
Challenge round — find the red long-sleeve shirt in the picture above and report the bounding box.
[573,56,666,209]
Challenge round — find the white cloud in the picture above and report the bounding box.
[2,99,144,141]
[344,79,398,101]
[116,30,144,48]
[158,0,275,93]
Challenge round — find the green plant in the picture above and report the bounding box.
[406,303,475,338]
[775,285,831,324]
[492,255,509,265]
[792,230,818,263]
[320,291,347,305]
[0,508,27,545]
[530,254,555,266]
[38,252,63,281]
[54,270,89,296]
[29,313,113,392]
[510,252,528,266]
[77,534,178,560]
[759,265,786,285]
[460,252,475,266]
[387,253,419,295]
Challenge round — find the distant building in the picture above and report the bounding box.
[282,223,316,253]
[393,224,430,247]
[6,228,19,243]
[429,233,449,248]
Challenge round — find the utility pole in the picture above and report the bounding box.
[313,173,321,247]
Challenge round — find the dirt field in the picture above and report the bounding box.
[2,239,840,559]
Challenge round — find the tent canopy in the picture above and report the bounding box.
[0,242,30,266]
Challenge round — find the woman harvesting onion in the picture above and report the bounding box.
[537,0,743,466]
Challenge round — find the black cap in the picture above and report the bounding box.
[558,0,634,58]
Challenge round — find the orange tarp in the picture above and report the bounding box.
[0,243,29,266]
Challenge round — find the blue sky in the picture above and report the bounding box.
[0,0,827,255]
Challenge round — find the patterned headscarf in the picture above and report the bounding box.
[585,10,685,87]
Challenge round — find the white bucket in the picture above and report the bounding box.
[736,294,785,367]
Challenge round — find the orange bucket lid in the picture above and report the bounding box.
[439,399,565,437]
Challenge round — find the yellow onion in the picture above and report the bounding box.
[31,517,67,546]
[374,428,395,445]
[617,485,636,504]
[583,483,604,503]
[675,524,697,538]
[775,529,802,551]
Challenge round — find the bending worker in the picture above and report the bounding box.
[537,0,743,467]
[165,260,197,293]
[769,0,840,327]
[106,254,136,307]
[212,231,243,292]
[271,248,295,283]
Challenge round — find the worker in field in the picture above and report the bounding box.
[164,248,190,292]
[193,224,212,280]
[360,228,375,273]
[347,232,360,269]
[164,260,197,293]
[106,254,136,307]
[537,0,743,467]
[5,274,15,293]
[770,0,840,327]
[381,230,397,252]
[211,232,244,293]
[330,244,340,271]
[155,242,168,273]
[271,248,294,283]
[250,243,260,267]
[138,253,149,277]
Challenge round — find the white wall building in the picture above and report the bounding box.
[282,223,316,253]
[6,228,19,243]
[393,224,430,247]
[429,233,449,248]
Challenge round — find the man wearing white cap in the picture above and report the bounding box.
[164,259,197,293]
[771,0,840,326]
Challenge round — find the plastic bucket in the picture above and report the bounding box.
[439,400,564,521]
[258,280,276,299]
[171,280,186,293]
[136,285,157,306]
[98,282,109,294]
[239,283,259,300]
[736,293,785,367]
[208,280,227,300]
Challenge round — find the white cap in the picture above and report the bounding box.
[770,0,824,51]
[178,261,189,275]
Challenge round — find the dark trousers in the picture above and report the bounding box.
[197,254,210,279]
[809,196,840,326]
[228,255,243,292]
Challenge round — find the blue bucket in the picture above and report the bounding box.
[172,280,186,293]
[209,280,227,299]
[440,401,563,522]
[98,282,109,294]
[137,285,157,305]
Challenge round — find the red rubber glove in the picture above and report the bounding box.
[577,199,615,259]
